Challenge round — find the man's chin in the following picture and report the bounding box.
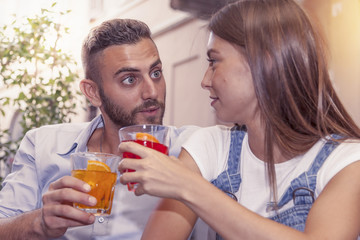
[134,117,162,125]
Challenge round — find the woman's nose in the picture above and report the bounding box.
[201,69,212,89]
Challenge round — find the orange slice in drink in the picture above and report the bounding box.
[136,133,159,143]
[87,160,111,172]
[85,160,112,206]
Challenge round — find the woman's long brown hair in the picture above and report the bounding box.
[209,0,360,203]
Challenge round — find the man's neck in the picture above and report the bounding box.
[101,126,121,155]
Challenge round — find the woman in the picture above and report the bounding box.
[119,0,360,239]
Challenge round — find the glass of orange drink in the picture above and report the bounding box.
[71,152,121,215]
[118,125,170,191]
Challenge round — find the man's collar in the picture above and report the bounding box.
[57,115,105,156]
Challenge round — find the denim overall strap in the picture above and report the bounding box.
[269,135,341,231]
[275,135,341,209]
[211,126,245,240]
[211,126,245,199]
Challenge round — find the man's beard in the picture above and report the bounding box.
[99,87,165,127]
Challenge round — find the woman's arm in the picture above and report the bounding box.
[119,142,360,239]
[187,160,360,240]
[141,149,202,240]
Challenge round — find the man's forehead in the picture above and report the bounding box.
[102,39,158,58]
[100,39,161,72]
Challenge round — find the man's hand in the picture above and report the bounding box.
[40,176,97,238]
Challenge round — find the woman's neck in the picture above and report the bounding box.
[246,123,292,164]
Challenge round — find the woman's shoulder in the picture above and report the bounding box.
[194,124,233,136]
[181,125,233,149]
[316,138,360,194]
[328,139,360,166]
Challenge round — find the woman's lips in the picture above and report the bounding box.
[210,96,218,106]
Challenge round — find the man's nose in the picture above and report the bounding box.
[142,76,158,100]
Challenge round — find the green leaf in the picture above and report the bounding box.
[0,0,83,177]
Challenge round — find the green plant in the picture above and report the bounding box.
[0,3,82,183]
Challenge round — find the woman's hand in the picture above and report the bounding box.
[118,141,198,200]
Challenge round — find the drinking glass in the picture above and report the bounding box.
[119,124,170,191]
[71,152,121,215]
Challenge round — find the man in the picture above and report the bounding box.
[0,19,198,239]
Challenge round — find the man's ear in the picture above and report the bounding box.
[79,79,102,107]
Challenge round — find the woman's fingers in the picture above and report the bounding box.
[118,141,168,173]
[118,141,198,200]
[119,141,151,159]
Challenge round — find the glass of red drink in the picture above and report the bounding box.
[118,124,170,191]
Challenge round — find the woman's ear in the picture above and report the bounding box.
[79,79,102,107]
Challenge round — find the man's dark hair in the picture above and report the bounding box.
[81,19,152,84]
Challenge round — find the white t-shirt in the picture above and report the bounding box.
[183,125,360,239]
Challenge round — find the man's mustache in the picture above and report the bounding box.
[133,100,165,113]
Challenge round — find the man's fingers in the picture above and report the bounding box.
[42,187,97,207]
[48,176,91,193]
[39,176,98,238]
[42,204,95,228]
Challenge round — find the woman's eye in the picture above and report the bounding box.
[207,58,216,66]
[122,76,136,85]
[151,69,162,79]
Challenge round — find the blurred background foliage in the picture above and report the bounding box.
[0,2,82,183]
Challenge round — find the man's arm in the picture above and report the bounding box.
[0,210,44,239]
[0,176,96,239]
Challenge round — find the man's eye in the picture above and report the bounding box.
[151,69,162,79]
[122,76,136,85]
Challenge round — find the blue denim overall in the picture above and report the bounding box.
[211,126,340,239]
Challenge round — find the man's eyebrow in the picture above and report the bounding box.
[114,67,140,77]
[150,59,162,69]
[113,59,162,77]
